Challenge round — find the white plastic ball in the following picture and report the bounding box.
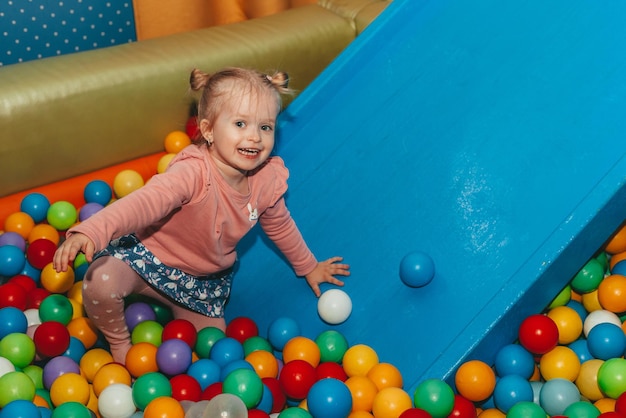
[97,383,136,418]
[317,289,353,325]
[583,309,622,337]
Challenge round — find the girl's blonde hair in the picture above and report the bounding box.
[189,67,291,143]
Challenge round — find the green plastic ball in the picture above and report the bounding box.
[413,379,455,418]
[39,294,74,325]
[506,401,546,418]
[598,358,626,399]
[46,201,78,231]
[562,401,600,418]
[222,368,263,408]
[22,365,44,389]
[570,258,604,293]
[0,371,36,407]
[315,330,349,363]
[278,407,313,418]
[243,335,273,356]
[131,371,172,410]
[0,332,36,369]
[195,326,226,359]
[149,302,173,325]
[130,320,163,347]
[50,401,92,418]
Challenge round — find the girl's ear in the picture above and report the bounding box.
[199,119,213,145]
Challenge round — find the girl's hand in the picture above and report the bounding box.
[53,233,95,272]
[304,256,350,297]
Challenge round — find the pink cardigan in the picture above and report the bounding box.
[69,144,318,277]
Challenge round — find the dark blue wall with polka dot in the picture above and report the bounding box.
[1,0,136,66]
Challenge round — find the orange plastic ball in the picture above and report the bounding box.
[4,211,35,239]
[345,375,379,412]
[343,344,380,377]
[125,342,159,378]
[32,394,50,408]
[598,274,626,313]
[610,252,626,271]
[80,348,114,382]
[40,263,75,294]
[164,130,191,154]
[91,362,132,397]
[113,169,145,198]
[547,305,583,344]
[371,387,412,418]
[50,372,90,406]
[575,359,604,401]
[595,397,616,414]
[245,349,279,379]
[539,345,581,381]
[454,360,496,402]
[606,224,626,254]
[28,223,60,245]
[282,336,321,367]
[143,396,185,418]
[157,153,176,174]
[366,362,403,390]
[348,412,375,418]
[67,317,100,349]
[478,408,506,418]
[86,385,99,417]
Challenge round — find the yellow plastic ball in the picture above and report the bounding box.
[50,372,90,406]
[547,305,583,344]
[582,289,603,313]
[4,211,35,239]
[28,223,60,245]
[113,169,144,198]
[349,412,375,418]
[454,359,496,402]
[345,375,378,412]
[40,263,75,293]
[539,345,581,381]
[371,387,412,418]
[157,153,176,174]
[143,396,185,418]
[575,359,604,401]
[91,362,132,397]
[68,297,85,319]
[282,336,321,367]
[343,344,379,377]
[478,408,506,418]
[164,130,191,154]
[80,348,115,383]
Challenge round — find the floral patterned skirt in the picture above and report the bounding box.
[94,234,234,318]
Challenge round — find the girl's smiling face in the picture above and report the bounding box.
[201,86,279,184]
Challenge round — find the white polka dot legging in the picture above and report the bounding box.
[82,256,226,363]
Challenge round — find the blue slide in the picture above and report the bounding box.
[228,0,626,393]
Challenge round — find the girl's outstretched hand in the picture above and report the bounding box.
[304,256,350,297]
[53,233,95,273]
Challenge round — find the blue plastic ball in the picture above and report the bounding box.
[20,193,50,224]
[63,337,87,364]
[20,261,40,283]
[0,399,40,418]
[219,359,254,381]
[256,383,274,414]
[611,260,626,276]
[267,317,301,352]
[83,180,113,206]
[567,339,594,364]
[399,251,435,287]
[493,374,534,413]
[306,378,352,418]
[587,322,626,360]
[0,245,26,278]
[494,344,535,378]
[209,337,244,368]
[0,307,28,339]
[539,378,581,416]
[186,358,220,390]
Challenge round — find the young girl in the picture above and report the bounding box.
[53,67,350,363]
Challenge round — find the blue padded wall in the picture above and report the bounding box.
[0,0,135,66]
[227,0,626,394]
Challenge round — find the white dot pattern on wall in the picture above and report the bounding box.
[0,0,136,66]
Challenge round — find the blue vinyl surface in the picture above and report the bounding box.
[226,0,626,393]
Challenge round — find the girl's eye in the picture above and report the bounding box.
[235,121,246,128]
[261,125,274,132]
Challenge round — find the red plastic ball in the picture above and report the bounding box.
[0,282,28,310]
[518,314,559,354]
[279,359,317,400]
[448,395,477,418]
[248,410,271,418]
[200,382,223,401]
[26,238,58,270]
[8,274,38,292]
[399,408,433,418]
[33,320,71,358]
[185,116,199,140]
[170,374,202,402]
[262,377,286,413]
[316,362,348,381]
[615,391,626,415]
[27,287,52,309]
[162,318,197,348]
[226,316,259,344]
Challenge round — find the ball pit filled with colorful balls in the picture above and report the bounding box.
[4,124,626,417]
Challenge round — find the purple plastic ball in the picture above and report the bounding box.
[156,339,192,376]
[42,355,80,389]
[0,232,26,252]
[124,302,157,332]
[78,202,105,222]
